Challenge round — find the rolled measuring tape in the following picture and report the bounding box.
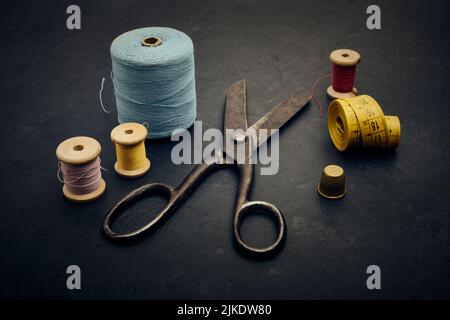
[328,95,401,151]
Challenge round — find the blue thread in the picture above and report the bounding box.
[110,27,196,139]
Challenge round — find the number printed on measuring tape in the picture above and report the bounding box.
[350,95,388,148]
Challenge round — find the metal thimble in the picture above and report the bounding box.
[317,165,346,199]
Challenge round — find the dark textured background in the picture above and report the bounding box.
[0,0,449,299]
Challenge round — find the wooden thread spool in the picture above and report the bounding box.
[56,136,106,202]
[328,95,401,151]
[327,49,361,99]
[111,123,151,178]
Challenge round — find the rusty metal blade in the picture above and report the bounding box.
[247,86,311,147]
[223,80,248,162]
[224,79,248,132]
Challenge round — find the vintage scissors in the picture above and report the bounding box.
[103,80,311,256]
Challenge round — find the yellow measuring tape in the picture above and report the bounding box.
[328,95,401,151]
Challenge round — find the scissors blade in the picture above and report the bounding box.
[247,86,311,147]
[223,80,248,162]
[224,79,248,132]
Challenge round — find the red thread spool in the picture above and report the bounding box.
[327,49,361,99]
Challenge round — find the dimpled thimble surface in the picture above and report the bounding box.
[317,165,346,199]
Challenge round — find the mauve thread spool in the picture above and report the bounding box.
[110,123,151,178]
[56,136,106,202]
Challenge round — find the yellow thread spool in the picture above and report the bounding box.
[328,95,401,151]
[111,123,151,178]
[317,164,346,199]
[56,136,106,202]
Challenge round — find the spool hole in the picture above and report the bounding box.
[341,53,350,58]
[336,116,345,135]
[125,129,134,135]
[142,36,161,47]
[73,144,84,151]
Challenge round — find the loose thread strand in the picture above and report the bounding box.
[311,74,331,118]
[99,77,110,114]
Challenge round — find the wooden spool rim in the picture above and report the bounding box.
[111,123,148,146]
[114,159,151,178]
[56,136,101,165]
[327,85,358,99]
[330,49,361,66]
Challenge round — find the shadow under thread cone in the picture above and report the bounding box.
[317,165,346,199]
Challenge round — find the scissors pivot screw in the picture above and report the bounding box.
[233,132,247,144]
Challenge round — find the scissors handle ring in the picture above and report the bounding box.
[233,200,286,256]
[103,182,175,239]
